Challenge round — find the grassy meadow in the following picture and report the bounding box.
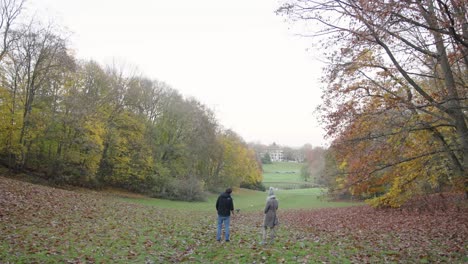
[123,187,357,212]
[262,162,314,189]
[1,163,466,263]
[127,162,346,212]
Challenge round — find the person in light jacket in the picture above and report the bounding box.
[262,187,279,244]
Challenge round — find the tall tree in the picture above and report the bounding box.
[0,0,24,168]
[278,0,468,206]
[216,130,263,189]
[2,24,72,170]
[301,146,326,184]
[0,0,24,61]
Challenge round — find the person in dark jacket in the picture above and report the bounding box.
[215,188,234,242]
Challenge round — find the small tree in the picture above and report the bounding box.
[300,164,311,182]
[262,152,272,164]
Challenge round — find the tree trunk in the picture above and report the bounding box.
[423,1,468,196]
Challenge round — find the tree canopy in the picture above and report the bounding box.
[0,0,263,200]
[278,0,467,207]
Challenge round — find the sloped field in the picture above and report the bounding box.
[1,176,466,263]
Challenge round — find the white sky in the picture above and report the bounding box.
[27,0,327,148]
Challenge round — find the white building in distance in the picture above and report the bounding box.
[261,143,284,162]
[268,147,284,162]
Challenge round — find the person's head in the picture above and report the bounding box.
[266,187,276,201]
[225,188,232,194]
[268,187,274,197]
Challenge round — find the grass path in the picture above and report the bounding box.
[1,176,467,263]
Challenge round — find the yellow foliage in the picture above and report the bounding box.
[331,92,459,208]
[338,161,347,170]
[81,119,105,174]
[218,133,262,187]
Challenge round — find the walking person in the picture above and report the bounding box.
[262,187,279,245]
[216,188,234,242]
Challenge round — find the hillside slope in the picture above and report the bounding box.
[1,176,467,263]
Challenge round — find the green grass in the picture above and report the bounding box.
[262,162,315,189]
[263,162,304,171]
[2,176,466,263]
[262,162,303,182]
[123,187,360,212]
[124,162,358,211]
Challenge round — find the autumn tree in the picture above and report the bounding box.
[278,0,468,206]
[215,130,263,191]
[0,22,74,171]
[301,146,326,185]
[0,0,24,167]
[0,0,264,200]
[282,146,296,161]
[0,0,24,61]
[321,146,352,199]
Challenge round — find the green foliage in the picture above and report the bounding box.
[300,164,311,182]
[240,181,266,191]
[261,152,272,164]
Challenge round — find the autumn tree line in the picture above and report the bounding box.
[0,0,263,201]
[1,0,466,208]
[279,0,467,207]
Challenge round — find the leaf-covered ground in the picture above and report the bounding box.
[1,176,467,263]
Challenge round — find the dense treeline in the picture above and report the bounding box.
[279,0,467,207]
[0,0,262,200]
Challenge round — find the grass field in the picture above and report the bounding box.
[123,187,358,212]
[262,162,315,189]
[126,162,338,211]
[1,176,467,263]
[2,176,466,263]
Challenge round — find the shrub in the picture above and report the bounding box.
[163,177,206,201]
[240,181,266,191]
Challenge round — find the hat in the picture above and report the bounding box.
[268,187,275,197]
[266,187,276,201]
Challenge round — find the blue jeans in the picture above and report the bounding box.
[217,215,231,241]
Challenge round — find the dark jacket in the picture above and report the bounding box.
[216,192,234,216]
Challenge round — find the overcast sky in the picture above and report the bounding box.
[28,0,326,148]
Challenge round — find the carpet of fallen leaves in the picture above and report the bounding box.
[1,176,467,263]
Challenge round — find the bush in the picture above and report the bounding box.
[162,177,206,201]
[240,181,266,191]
